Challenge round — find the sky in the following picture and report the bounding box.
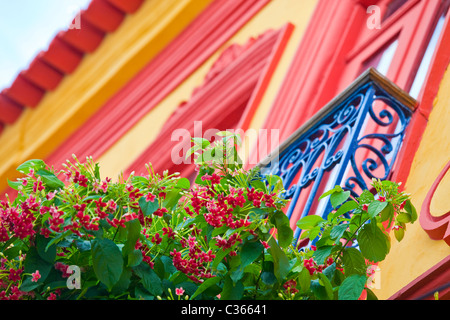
[0,0,92,89]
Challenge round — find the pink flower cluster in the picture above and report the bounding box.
[303,251,342,275]
[283,279,299,295]
[170,235,216,283]
[0,196,40,241]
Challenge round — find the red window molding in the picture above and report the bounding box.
[44,0,271,171]
[125,24,294,178]
[255,0,450,187]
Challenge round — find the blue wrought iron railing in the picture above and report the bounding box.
[259,68,417,244]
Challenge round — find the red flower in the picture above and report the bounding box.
[146,193,156,202]
[163,227,176,239]
[47,293,57,300]
[153,208,168,217]
[175,287,185,296]
[151,233,162,245]
[31,270,41,282]
[8,268,23,282]
[260,240,270,249]
[283,279,299,295]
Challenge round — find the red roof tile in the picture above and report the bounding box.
[0,0,144,127]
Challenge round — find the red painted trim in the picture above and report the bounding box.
[257,0,366,149]
[45,0,271,168]
[3,74,45,108]
[22,56,64,91]
[82,0,125,33]
[106,0,144,14]
[40,37,84,74]
[237,23,294,131]
[57,17,105,54]
[391,1,450,184]
[419,160,450,246]
[389,255,450,300]
[0,94,23,124]
[125,25,293,177]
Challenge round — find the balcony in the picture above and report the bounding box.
[258,68,417,243]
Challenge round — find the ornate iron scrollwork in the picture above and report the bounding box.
[259,68,416,243]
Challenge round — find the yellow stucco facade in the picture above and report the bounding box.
[374,67,450,299]
[0,0,213,192]
[97,0,319,178]
[0,0,448,300]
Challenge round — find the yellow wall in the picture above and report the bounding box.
[0,0,213,192]
[97,0,319,178]
[373,68,450,299]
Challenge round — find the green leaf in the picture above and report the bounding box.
[359,190,375,203]
[127,249,143,267]
[134,263,163,296]
[318,185,342,201]
[296,215,325,230]
[91,238,124,291]
[122,219,141,257]
[318,273,334,300]
[36,234,56,263]
[396,213,411,223]
[268,237,290,281]
[191,276,221,300]
[250,179,266,192]
[138,196,159,216]
[311,279,330,300]
[261,271,277,286]
[36,169,65,190]
[7,179,22,191]
[330,224,349,242]
[270,211,293,248]
[16,159,46,174]
[367,200,388,218]
[404,200,417,223]
[240,240,264,269]
[357,220,389,262]
[394,227,405,242]
[342,247,367,276]
[163,190,182,211]
[220,276,244,300]
[298,267,311,292]
[329,200,358,220]
[380,203,394,222]
[19,276,43,292]
[365,287,379,300]
[192,137,211,149]
[176,177,190,190]
[45,230,72,252]
[21,247,53,292]
[330,190,351,209]
[312,245,333,265]
[111,267,132,296]
[338,274,367,300]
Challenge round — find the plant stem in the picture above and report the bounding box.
[334,216,370,261]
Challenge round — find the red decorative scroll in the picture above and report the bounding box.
[419,160,450,246]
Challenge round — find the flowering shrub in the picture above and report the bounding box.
[0,132,416,300]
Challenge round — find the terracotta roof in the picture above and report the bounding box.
[0,0,144,133]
